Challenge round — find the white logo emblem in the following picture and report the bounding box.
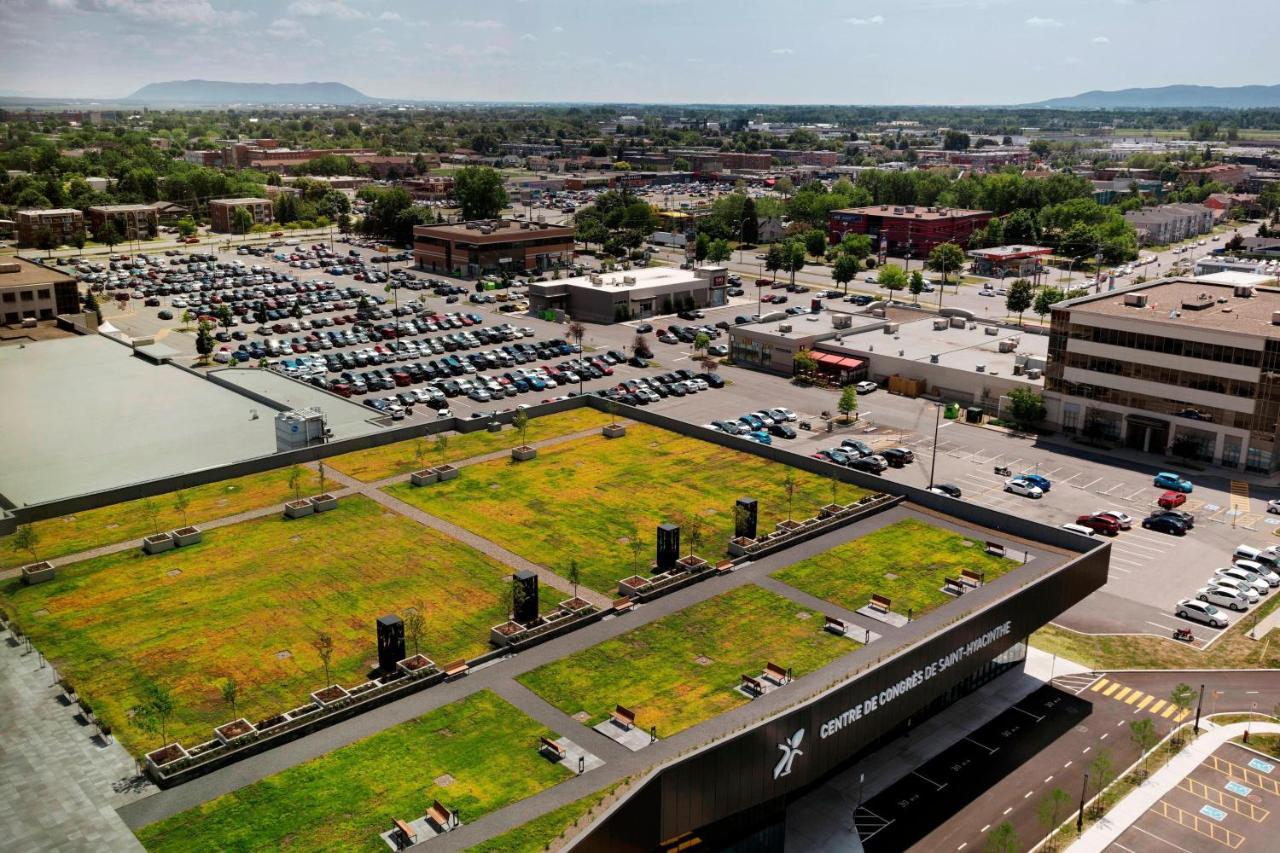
[774,728,805,779]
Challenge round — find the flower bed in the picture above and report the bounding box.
[511,445,538,462]
[348,681,379,697]
[256,713,288,730]
[310,685,349,707]
[286,703,319,719]
[20,560,56,585]
[145,743,188,771]
[490,620,529,647]
[214,718,256,745]
[142,532,175,554]
[410,468,439,486]
[678,555,709,571]
[397,653,436,676]
[172,526,203,547]
[434,464,459,482]
[311,493,339,513]
[618,575,648,596]
[559,597,593,613]
[284,499,315,519]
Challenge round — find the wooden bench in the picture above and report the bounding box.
[984,541,1006,558]
[741,673,765,696]
[943,576,966,596]
[442,659,468,678]
[540,736,567,761]
[715,559,734,574]
[961,568,984,588]
[611,704,636,730]
[392,818,417,848]
[425,800,456,831]
[869,594,892,614]
[824,615,848,636]
[764,662,789,686]
[612,596,633,614]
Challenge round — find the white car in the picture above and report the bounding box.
[855,381,878,394]
[1005,478,1043,498]
[1213,567,1270,595]
[1267,499,1280,514]
[1096,510,1133,530]
[1060,522,1096,537]
[1208,577,1260,604]
[771,408,798,422]
[1233,559,1280,587]
[1195,585,1251,611]
[1176,598,1228,628]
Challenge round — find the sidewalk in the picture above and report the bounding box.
[1067,720,1280,852]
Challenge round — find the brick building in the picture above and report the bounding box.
[208,198,273,233]
[413,219,574,277]
[88,204,159,241]
[827,205,992,256]
[15,209,84,248]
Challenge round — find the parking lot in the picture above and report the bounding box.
[1111,741,1280,853]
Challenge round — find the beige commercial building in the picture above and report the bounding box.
[528,266,729,323]
[0,258,79,324]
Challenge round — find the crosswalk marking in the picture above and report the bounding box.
[1091,678,1110,692]
[1136,695,1153,710]
[1162,704,1177,718]
[1174,709,1190,722]
[1104,682,1121,697]
[1125,690,1144,705]
[1114,687,1132,701]
[1149,699,1166,714]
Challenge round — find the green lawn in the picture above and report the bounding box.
[2,495,525,754]
[772,518,1013,617]
[464,781,625,853]
[518,585,855,736]
[326,409,614,482]
[386,423,872,594]
[1,466,322,571]
[135,690,572,853]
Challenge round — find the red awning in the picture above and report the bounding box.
[813,352,864,369]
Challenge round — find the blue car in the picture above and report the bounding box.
[1154,472,1193,493]
[1014,473,1052,493]
[747,430,773,445]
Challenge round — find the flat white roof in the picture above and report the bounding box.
[1192,271,1278,287]
[555,266,715,293]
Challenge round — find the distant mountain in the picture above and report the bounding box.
[1024,84,1280,109]
[125,80,376,105]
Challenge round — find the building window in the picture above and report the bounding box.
[1246,446,1273,474]
[20,291,33,301]
[1,292,14,303]
[37,289,50,299]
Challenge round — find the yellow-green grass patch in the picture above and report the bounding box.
[464,780,625,853]
[1,467,322,571]
[772,518,1013,617]
[325,409,615,482]
[135,690,572,853]
[517,585,855,736]
[386,423,873,593]
[2,495,527,754]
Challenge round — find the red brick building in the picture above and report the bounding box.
[827,205,992,256]
[208,198,273,233]
[413,219,574,277]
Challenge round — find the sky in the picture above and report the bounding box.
[0,0,1276,104]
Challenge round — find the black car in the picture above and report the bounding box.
[157,309,174,320]
[848,456,884,474]
[636,323,653,333]
[882,447,914,465]
[930,483,963,498]
[1150,509,1195,529]
[1142,514,1188,536]
[769,423,797,439]
[699,372,725,388]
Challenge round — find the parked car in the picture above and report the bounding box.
[1060,523,1097,537]
[929,483,962,498]
[1151,509,1194,529]
[1268,499,1280,515]
[1142,513,1187,536]
[769,423,797,439]
[1175,598,1228,628]
[1014,473,1051,492]
[1158,491,1187,510]
[882,448,913,467]
[1154,472,1193,493]
[1195,585,1251,611]
[855,380,878,394]
[1228,561,1280,587]
[1234,545,1280,569]
[1095,510,1133,530]
[840,439,873,457]
[1075,514,1121,536]
[1212,568,1270,596]
[1005,478,1043,498]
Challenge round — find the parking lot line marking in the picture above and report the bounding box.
[1126,690,1145,705]
[1147,621,1180,634]
[1098,482,1124,496]
[1152,800,1245,848]
[1103,682,1122,696]
[1113,687,1132,701]
[1179,778,1271,822]
[1090,678,1110,692]
[1131,825,1198,853]
[1124,488,1147,502]
[1137,695,1154,710]
[1078,477,1102,490]
[1204,755,1280,795]
[1063,760,1072,768]
[1010,705,1045,722]
[913,770,946,790]
[964,736,998,755]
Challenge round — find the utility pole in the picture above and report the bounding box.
[928,402,942,490]
[1193,683,1205,733]
[1076,771,1090,833]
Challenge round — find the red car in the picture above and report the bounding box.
[1158,491,1187,510]
[1075,514,1121,536]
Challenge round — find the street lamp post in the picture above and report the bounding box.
[1194,683,1205,732]
[928,402,942,490]
[1076,771,1090,833]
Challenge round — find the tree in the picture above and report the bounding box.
[216,303,233,331]
[12,523,39,563]
[793,349,817,379]
[231,206,254,236]
[454,166,508,220]
[740,196,759,244]
[179,309,194,330]
[172,490,190,528]
[1169,683,1196,741]
[783,469,797,521]
[1129,718,1159,777]
[694,231,710,265]
[832,254,859,293]
[838,385,859,423]
[632,332,649,357]
[1005,278,1034,324]
[567,559,581,600]
[311,632,335,687]
[927,242,966,285]
[943,130,971,152]
[70,231,86,256]
[403,601,426,656]
[1089,749,1115,809]
[130,681,177,747]
[435,432,450,469]
[1033,286,1065,322]
[96,221,121,251]
[783,239,807,287]
[877,263,907,296]
[220,677,239,720]
[765,243,785,280]
[685,513,704,559]
[1037,788,1071,845]
[840,232,873,262]
[34,226,58,257]
[1006,387,1047,428]
[908,270,926,304]
[706,238,732,264]
[627,523,644,575]
[195,321,214,363]
[141,497,162,535]
[513,409,530,448]
[693,331,710,353]
[287,464,304,500]
[984,821,1018,853]
[176,216,197,238]
[804,228,827,259]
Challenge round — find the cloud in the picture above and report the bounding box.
[1025,17,1064,28]
[845,15,884,26]
[287,0,365,20]
[54,0,248,27]
[552,25,563,32]
[770,47,794,55]
[378,11,400,22]
[1092,35,1109,43]
[456,19,502,29]
[519,33,536,41]
[267,17,305,38]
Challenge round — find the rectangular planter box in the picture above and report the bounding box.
[142,533,175,554]
[309,685,349,707]
[490,621,528,647]
[397,654,436,676]
[602,423,627,438]
[511,446,537,461]
[172,526,203,547]
[434,464,459,481]
[312,493,338,512]
[214,719,257,746]
[410,469,439,486]
[145,742,189,773]
[21,560,56,585]
[678,556,709,572]
[727,539,756,558]
[284,499,315,519]
[559,597,593,614]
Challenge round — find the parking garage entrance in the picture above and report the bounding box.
[1124,414,1170,454]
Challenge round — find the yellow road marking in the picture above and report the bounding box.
[1104,682,1122,697]
[1204,755,1280,796]
[1162,704,1177,718]
[1136,695,1154,710]
[1091,678,1110,693]
[1125,690,1144,705]
[1149,699,1166,714]
[1153,800,1244,848]
[1114,687,1132,701]
[1175,709,1190,722]
[1180,778,1271,822]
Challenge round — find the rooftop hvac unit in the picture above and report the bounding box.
[1026,368,1042,380]
[778,323,792,333]
[1013,363,1025,376]
[1234,285,1256,298]
[998,340,1016,353]
[984,326,998,336]
[465,221,479,230]
[1272,310,1280,326]
[975,363,986,373]
[479,226,493,235]
[930,353,940,363]
[832,314,852,329]
[623,275,636,284]
[883,323,899,334]
[933,318,948,330]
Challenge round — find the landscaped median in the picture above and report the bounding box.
[386,423,873,594]
[324,408,615,482]
[134,690,573,853]
[0,495,529,755]
[771,518,1014,618]
[517,585,856,738]
[0,466,322,571]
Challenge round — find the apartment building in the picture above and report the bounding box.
[1123,204,1214,245]
[15,209,84,247]
[88,204,159,241]
[413,219,574,277]
[827,205,992,255]
[1044,277,1280,472]
[0,258,79,323]
[207,198,273,233]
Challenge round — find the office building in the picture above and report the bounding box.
[15,209,84,247]
[1123,204,1214,245]
[528,266,728,323]
[0,258,79,324]
[827,205,992,256]
[88,204,159,241]
[413,219,574,277]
